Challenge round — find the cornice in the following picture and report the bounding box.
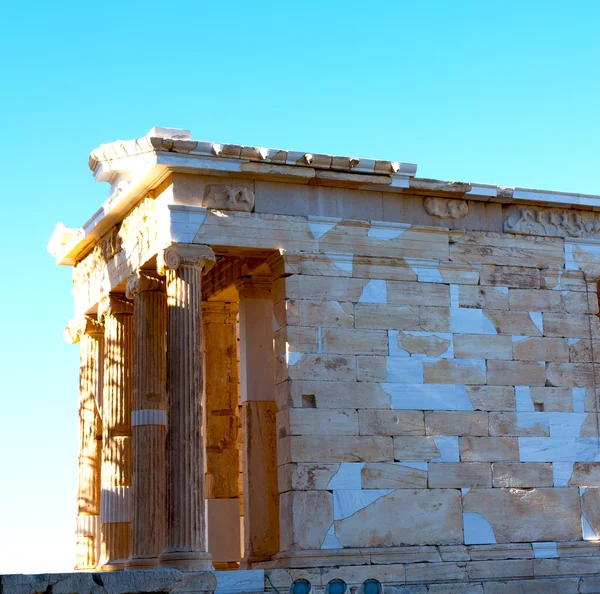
[49,127,600,270]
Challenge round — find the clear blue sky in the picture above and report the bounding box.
[0,0,599,574]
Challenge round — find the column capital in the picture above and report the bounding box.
[64,316,104,344]
[235,276,272,299]
[157,244,216,277]
[125,272,165,299]
[202,301,239,324]
[97,294,133,321]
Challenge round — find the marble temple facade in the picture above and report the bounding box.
[34,126,600,592]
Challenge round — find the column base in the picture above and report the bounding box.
[240,555,272,569]
[125,555,159,569]
[159,550,213,570]
[96,559,127,572]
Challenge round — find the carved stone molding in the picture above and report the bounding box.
[504,205,600,238]
[125,272,165,299]
[157,245,216,276]
[235,276,272,299]
[424,197,469,219]
[202,301,239,325]
[97,294,133,321]
[203,185,255,212]
[72,198,157,289]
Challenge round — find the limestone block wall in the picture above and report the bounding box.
[271,222,600,560]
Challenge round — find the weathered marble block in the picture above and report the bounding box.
[463,488,581,542]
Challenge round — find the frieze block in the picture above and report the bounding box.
[203,184,255,212]
[504,205,600,238]
[72,197,157,288]
[424,197,469,219]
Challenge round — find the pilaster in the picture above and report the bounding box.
[236,277,279,567]
[97,294,133,571]
[203,301,242,566]
[125,273,167,568]
[158,244,215,570]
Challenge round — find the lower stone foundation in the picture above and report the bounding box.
[4,564,600,594]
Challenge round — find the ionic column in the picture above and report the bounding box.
[125,273,167,568]
[158,244,215,570]
[203,302,241,567]
[97,294,133,571]
[65,317,104,570]
[236,277,279,567]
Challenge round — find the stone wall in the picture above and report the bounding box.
[268,219,600,574]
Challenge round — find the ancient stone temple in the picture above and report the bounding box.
[32,126,600,593]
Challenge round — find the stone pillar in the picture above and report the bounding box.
[236,277,279,567]
[125,273,167,568]
[203,302,241,567]
[158,244,215,570]
[65,317,104,570]
[97,294,133,571]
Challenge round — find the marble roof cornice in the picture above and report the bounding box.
[49,126,600,268]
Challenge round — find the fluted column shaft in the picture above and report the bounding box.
[126,273,167,568]
[98,295,133,571]
[67,317,104,570]
[158,244,215,570]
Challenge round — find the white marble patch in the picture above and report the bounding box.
[516,386,534,412]
[569,338,581,346]
[463,512,497,545]
[582,514,598,540]
[327,463,365,490]
[495,286,509,295]
[383,383,473,411]
[308,216,341,239]
[359,279,387,304]
[131,410,167,426]
[519,438,600,462]
[333,490,392,520]
[404,258,443,283]
[532,542,559,558]
[396,461,428,471]
[461,488,471,496]
[325,252,353,274]
[431,436,460,462]
[565,243,576,271]
[580,486,599,540]
[100,486,130,523]
[566,240,600,272]
[386,357,423,383]
[512,335,530,343]
[573,388,586,413]
[553,462,574,487]
[450,284,459,308]
[169,207,207,243]
[529,312,544,335]
[450,308,497,334]
[367,221,410,240]
[321,523,342,549]
[516,412,588,437]
[75,514,100,537]
[215,570,264,594]
[286,350,303,366]
[388,330,409,357]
